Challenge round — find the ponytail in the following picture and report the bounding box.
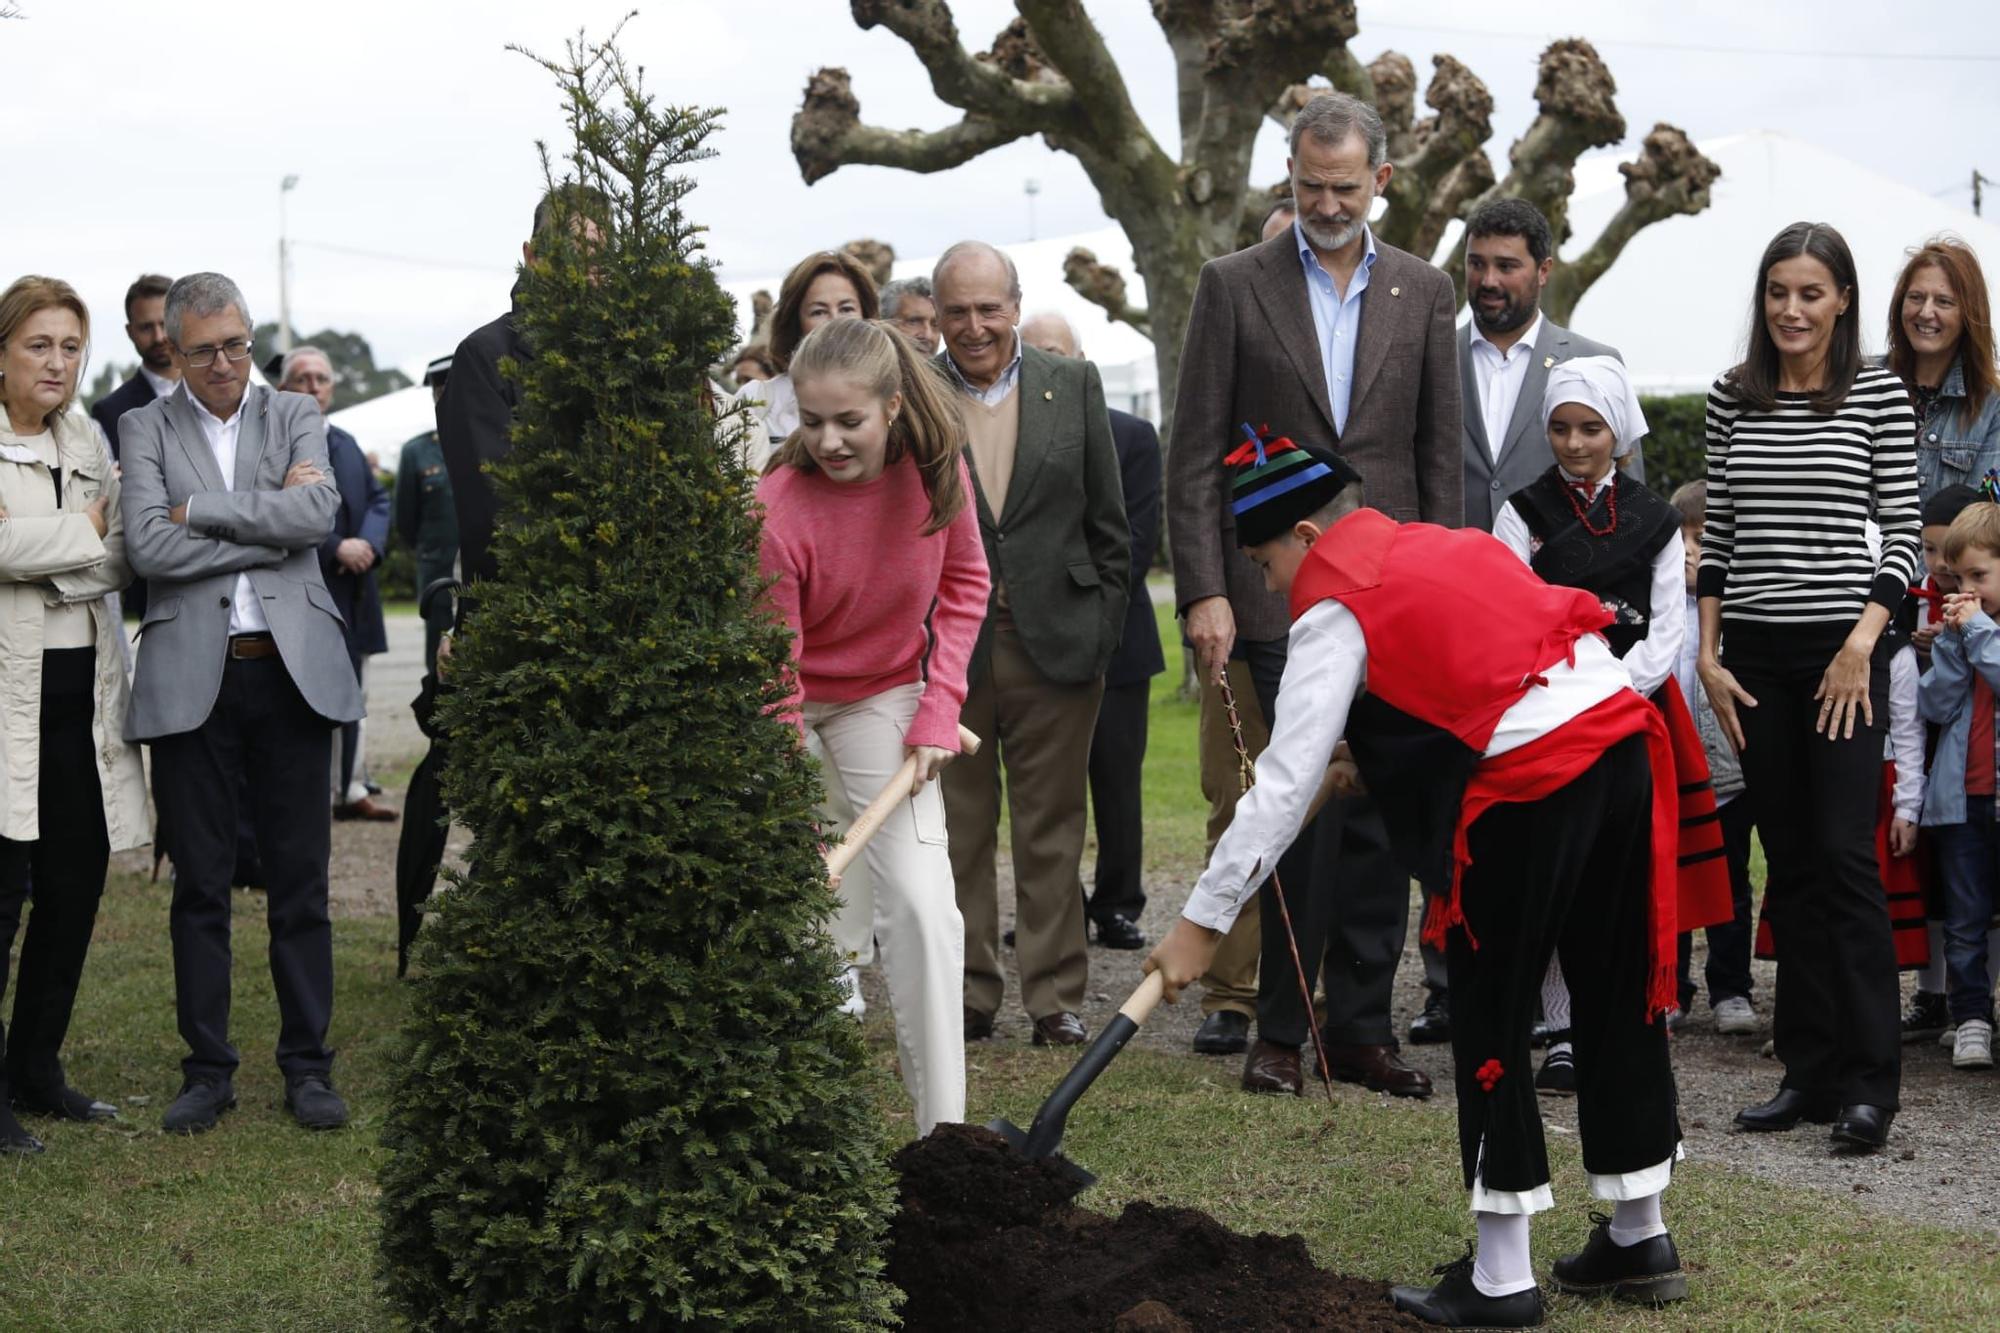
[772,319,969,535]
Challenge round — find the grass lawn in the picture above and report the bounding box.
[0,586,1841,1329]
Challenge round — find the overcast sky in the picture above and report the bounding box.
[14,1,1998,380]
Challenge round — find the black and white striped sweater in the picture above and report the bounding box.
[1696,366,1920,626]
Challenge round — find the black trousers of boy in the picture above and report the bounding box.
[1677,795,1757,1010]
[1247,639,1406,1047]
[1447,734,1680,1194]
[1725,623,1899,1110]
[1085,679,1149,927]
[0,649,111,1101]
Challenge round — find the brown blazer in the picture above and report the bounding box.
[1167,228,1463,643]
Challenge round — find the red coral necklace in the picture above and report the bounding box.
[1563,475,1618,536]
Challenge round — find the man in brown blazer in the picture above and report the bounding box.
[1168,90,1461,1098]
[936,242,1131,1049]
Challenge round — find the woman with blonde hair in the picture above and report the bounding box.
[756,317,987,1134]
[0,277,149,1153]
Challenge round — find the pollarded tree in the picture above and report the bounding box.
[792,2,1719,442]
[377,29,896,1332]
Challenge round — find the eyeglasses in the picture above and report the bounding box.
[180,337,254,368]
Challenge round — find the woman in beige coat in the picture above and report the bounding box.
[0,276,149,1154]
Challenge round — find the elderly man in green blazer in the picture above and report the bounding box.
[935,241,1130,1049]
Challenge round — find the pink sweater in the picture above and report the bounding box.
[756,455,989,750]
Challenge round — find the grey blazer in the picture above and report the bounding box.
[1459,318,1641,531]
[950,344,1130,686]
[1167,229,1463,644]
[119,384,364,740]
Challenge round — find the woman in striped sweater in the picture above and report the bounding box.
[1697,222,1920,1154]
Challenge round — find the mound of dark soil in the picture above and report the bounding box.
[889,1124,1428,1332]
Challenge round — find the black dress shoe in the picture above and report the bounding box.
[163,1078,237,1135]
[1551,1212,1688,1305]
[1733,1086,1838,1132]
[1390,1244,1544,1328]
[285,1073,349,1131]
[13,1085,118,1122]
[1409,994,1451,1045]
[1830,1104,1894,1152]
[0,1105,43,1156]
[1091,913,1146,950]
[964,1006,995,1042]
[1192,1010,1250,1055]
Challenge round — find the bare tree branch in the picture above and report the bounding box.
[1375,55,1493,253]
[851,0,1073,121]
[792,67,1029,185]
[840,239,897,289]
[1367,51,1420,157]
[1543,123,1721,323]
[1063,247,1152,337]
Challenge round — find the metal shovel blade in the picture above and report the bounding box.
[985,1115,1097,1189]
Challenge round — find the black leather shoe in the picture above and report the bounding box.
[0,1105,43,1156]
[285,1073,349,1131]
[1551,1212,1688,1305]
[1091,913,1146,950]
[163,1078,237,1135]
[1733,1087,1837,1132]
[13,1085,118,1122]
[1390,1244,1544,1328]
[1409,994,1451,1045]
[964,1006,995,1041]
[1830,1104,1894,1152]
[1192,1010,1250,1055]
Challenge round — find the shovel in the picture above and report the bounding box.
[986,969,1166,1188]
[823,723,982,877]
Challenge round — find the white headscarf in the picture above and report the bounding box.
[1542,355,1648,458]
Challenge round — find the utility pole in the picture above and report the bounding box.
[1024,177,1040,241]
[278,174,300,352]
[1976,169,1990,218]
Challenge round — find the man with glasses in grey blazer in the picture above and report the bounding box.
[119,272,363,1137]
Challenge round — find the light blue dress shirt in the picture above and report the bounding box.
[1294,220,1377,435]
[942,330,1023,406]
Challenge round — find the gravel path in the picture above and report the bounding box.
[291,613,2000,1238]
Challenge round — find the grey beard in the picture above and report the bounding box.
[1299,214,1364,253]
[1472,294,1536,336]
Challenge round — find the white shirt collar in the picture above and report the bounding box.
[183,381,245,430]
[1470,310,1545,359]
[943,330,1023,399]
[140,365,180,401]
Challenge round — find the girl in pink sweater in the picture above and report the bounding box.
[756,318,988,1134]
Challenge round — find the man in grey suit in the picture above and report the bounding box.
[120,272,363,1136]
[1169,91,1460,1099]
[935,242,1130,1050]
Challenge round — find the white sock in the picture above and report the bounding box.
[1608,1192,1667,1247]
[1547,1040,1573,1060]
[1918,924,1946,992]
[1471,1210,1536,1297]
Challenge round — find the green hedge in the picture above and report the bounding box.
[1639,393,1708,498]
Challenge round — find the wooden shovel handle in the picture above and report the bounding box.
[1119,970,1165,1025]
[824,724,981,877]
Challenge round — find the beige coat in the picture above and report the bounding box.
[0,406,148,848]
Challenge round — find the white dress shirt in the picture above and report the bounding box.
[1468,312,1544,463]
[140,366,180,402]
[1491,473,1685,696]
[1181,598,1631,932]
[1295,221,1376,435]
[183,387,269,635]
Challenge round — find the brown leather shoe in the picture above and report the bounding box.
[1241,1039,1303,1096]
[1316,1042,1433,1099]
[1031,1012,1088,1046]
[334,796,399,823]
[964,1006,995,1041]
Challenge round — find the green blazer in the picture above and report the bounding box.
[951,343,1130,686]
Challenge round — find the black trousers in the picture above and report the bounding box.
[1448,735,1680,1193]
[0,650,110,1099]
[1085,679,1149,924]
[1246,636,1407,1047]
[1724,621,1900,1109]
[153,655,336,1082]
[1677,793,1757,1009]
[337,647,364,801]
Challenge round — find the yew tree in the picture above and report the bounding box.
[791,1,1719,442]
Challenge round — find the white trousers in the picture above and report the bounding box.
[803,683,966,1135]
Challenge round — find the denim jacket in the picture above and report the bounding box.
[1914,358,2000,499]
[1917,609,2000,825]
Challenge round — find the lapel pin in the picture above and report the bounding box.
[1390,286,1401,297]
[1043,389,1053,400]
[1543,356,1555,369]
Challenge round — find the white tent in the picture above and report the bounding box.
[1544,130,2000,395]
[328,383,435,467]
[719,226,1162,420]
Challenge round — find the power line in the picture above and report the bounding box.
[1368,22,2000,63]
[292,239,514,274]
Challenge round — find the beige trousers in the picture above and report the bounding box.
[946,624,1103,1021]
[803,683,965,1134]
[1196,660,1265,1018]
